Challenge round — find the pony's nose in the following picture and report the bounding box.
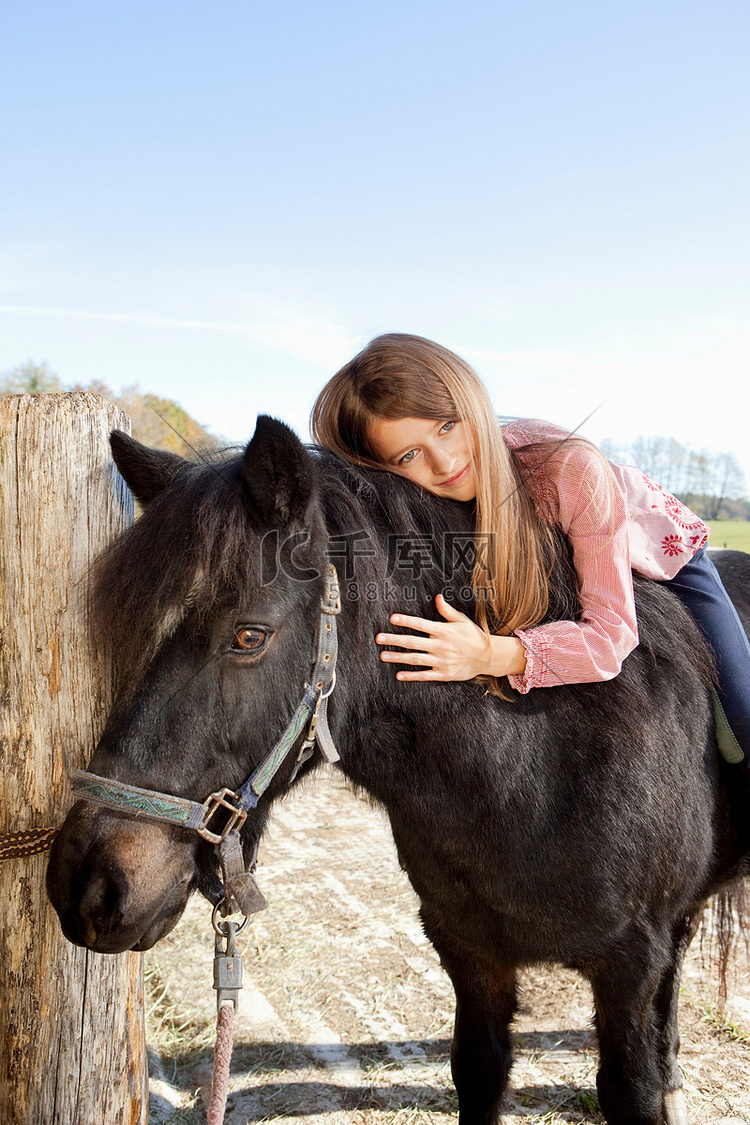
[47,836,132,951]
[75,868,131,949]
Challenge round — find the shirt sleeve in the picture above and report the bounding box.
[507,442,639,693]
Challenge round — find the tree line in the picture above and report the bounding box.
[0,360,215,456]
[600,435,748,521]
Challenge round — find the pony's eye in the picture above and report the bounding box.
[231,627,268,653]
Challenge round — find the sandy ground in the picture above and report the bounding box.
[145,770,750,1125]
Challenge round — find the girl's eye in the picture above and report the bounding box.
[231,627,268,653]
[440,420,456,434]
[400,449,417,464]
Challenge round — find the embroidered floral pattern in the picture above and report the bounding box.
[663,491,705,532]
[662,534,685,557]
[642,472,707,540]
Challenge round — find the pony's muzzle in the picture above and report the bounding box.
[47,803,197,953]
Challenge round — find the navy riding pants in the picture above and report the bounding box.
[662,547,750,767]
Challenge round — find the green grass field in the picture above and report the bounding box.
[706,520,750,553]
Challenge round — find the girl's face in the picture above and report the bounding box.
[367,416,477,501]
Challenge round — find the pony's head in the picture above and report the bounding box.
[47,417,329,951]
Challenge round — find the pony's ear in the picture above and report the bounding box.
[241,415,315,525]
[110,430,189,505]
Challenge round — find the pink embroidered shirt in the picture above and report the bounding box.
[502,420,709,693]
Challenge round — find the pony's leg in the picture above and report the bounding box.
[589,939,670,1125]
[651,910,703,1125]
[423,921,517,1125]
[450,955,518,1125]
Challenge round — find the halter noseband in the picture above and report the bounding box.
[71,565,342,917]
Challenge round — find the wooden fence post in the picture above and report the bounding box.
[0,393,147,1125]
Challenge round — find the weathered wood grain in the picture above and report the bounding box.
[0,393,146,1125]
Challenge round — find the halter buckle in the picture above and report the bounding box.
[197,788,248,845]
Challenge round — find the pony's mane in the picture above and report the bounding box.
[89,443,472,680]
[89,447,261,681]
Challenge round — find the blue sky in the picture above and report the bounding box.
[2,1,749,481]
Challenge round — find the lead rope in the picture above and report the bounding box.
[207,906,247,1124]
[0,828,58,859]
[208,1004,235,1125]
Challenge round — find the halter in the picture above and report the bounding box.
[71,565,342,916]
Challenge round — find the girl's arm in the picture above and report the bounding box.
[507,438,638,692]
[376,436,640,689]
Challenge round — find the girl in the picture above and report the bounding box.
[311,333,750,767]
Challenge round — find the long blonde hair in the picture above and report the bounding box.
[311,334,560,652]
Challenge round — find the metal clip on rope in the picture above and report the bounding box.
[212,913,245,1012]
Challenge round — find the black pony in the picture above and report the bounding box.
[48,417,750,1125]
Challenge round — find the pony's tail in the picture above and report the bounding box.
[701,884,750,1011]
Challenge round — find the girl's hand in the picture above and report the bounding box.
[375,594,527,682]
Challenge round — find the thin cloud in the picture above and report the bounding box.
[460,345,631,381]
[0,303,359,371]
